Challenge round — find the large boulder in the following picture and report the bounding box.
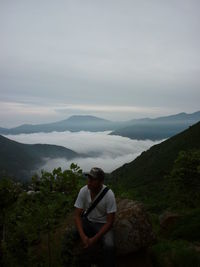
[65,199,155,259]
[114,199,156,254]
[159,211,181,236]
[62,199,156,266]
[159,211,180,230]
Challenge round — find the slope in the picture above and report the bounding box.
[110,111,200,140]
[111,122,200,209]
[0,135,79,180]
[0,115,120,134]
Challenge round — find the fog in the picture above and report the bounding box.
[5,131,162,172]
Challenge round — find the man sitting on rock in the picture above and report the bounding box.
[74,167,117,267]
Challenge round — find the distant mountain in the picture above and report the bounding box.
[111,121,200,209]
[127,111,200,124]
[0,127,8,134]
[0,115,125,134]
[0,135,80,180]
[110,111,200,140]
[1,112,200,139]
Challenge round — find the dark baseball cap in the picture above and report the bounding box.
[84,167,105,180]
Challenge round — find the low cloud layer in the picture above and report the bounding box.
[5,131,162,173]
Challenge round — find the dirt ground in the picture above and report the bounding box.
[116,249,153,267]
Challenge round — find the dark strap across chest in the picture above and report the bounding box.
[82,187,110,218]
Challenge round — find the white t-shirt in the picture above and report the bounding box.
[74,185,117,223]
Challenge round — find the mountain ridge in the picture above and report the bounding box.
[0,111,199,140]
[111,121,200,209]
[0,134,80,180]
[0,115,118,134]
[110,111,200,140]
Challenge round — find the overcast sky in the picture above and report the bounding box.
[0,0,200,127]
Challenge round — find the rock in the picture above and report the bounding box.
[62,199,156,266]
[114,199,156,254]
[159,211,180,231]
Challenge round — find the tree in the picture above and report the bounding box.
[166,150,200,208]
[0,164,83,267]
[0,177,22,266]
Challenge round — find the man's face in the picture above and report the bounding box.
[87,177,103,192]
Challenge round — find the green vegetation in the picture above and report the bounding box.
[151,240,200,267]
[111,121,200,211]
[149,149,200,266]
[110,122,200,266]
[166,150,200,209]
[0,164,83,267]
[151,148,200,266]
[167,209,200,242]
[1,121,200,266]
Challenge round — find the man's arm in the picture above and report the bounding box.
[74,208,115,248]
[88,212,115,247]
[74,207,89,247]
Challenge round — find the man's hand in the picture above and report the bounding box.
[88,236,96,247]
[80,234,96,248]
[75,208,115,249]
[83,236,96,248]
[80,234,88,248]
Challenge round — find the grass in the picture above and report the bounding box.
[168,209,200,242]
[151,240,200,267]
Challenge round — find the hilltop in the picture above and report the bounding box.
[0,115,119,134]
[110,111,200,140]
[1,112,200,141]
[111,121,200,210]
[0,135,80,180]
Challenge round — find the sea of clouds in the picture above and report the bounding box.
[5,131,162,173]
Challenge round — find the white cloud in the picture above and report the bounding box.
[39,154,137,174]
[5,131,161,172]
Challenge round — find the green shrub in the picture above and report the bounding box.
[0,164,83,267]
[166,150,200,209]
[151,240,200,267]
[169,209,200,242]
[172,247,200,267]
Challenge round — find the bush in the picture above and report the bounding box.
[151,240,200,267]
[0,164,83,267]
[166,150,200,209]
[169,209,200,242]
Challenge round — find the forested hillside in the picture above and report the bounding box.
[0,135,80,180]
[1,122,200,266]
[111,122,200,210]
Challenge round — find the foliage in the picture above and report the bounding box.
[0,164,83,267]
[166,150,200,209]
[61,227,79,267]
[151,240,200,267]
[168,208,200,242]
[0,178,23,267]
[0,177,22,216]
[111,122,200,213]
